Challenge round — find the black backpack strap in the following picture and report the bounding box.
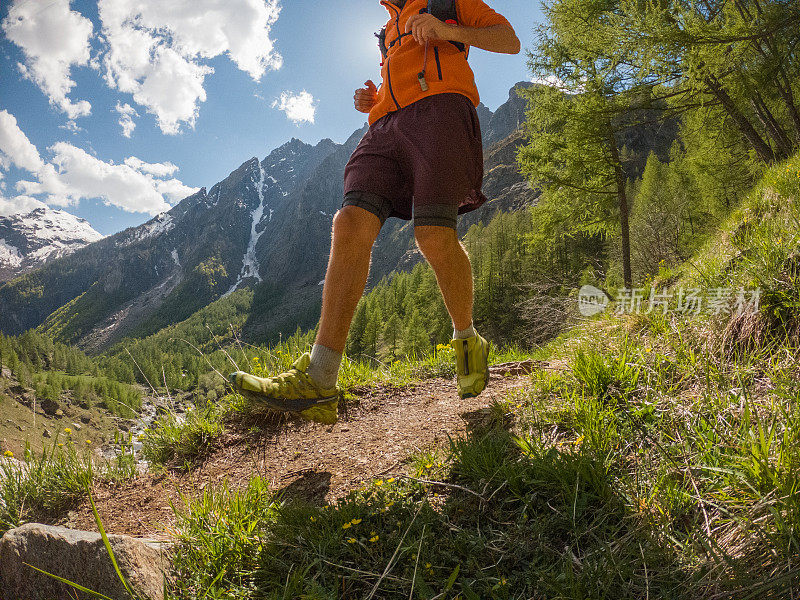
[376,27,388,59]
[426,0,466,53]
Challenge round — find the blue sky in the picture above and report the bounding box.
[0,0,542,235]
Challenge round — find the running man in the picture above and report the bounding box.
[230,0,520,424]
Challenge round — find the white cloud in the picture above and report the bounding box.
[123,157,178,178]
[153,177,199,203]
[0,110,197,216]
[531,74,585,94]
[115,102,138,138]
[59,119,82,134]
[99,0,282,135]
[2,0,93,119]
[272,90,316,125]
[17,143,199,215]
[0,110,45,173]
[0,193,48,217]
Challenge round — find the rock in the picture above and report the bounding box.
[0,523,172,600]
[488,360,541,376]
[40,398,60,416]
[80,415,91,424]
[70,422,82,431]
[55,409,65,417]
[43,429,52,438]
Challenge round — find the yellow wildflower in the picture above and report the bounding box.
[342,522,352,529]
[386,477,395,483]
[374,479,383,486]
[86,440,92,445]
[3,450,13,458]
[347,537,357,544]
[369,534,379,542]
[351,518,362,525]
[64,427,72,434]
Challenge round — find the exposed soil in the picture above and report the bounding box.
[62,365,535,539]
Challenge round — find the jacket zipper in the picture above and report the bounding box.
[385,57,401,110]
[383,1,403,46]
[433,47,443,80]
[381,1,405,111]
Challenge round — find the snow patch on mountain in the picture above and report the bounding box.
[0,239,22,268]
[140,213,175,240]
[118,213,175,247]
[225,161,268,296]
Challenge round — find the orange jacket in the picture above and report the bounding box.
[370,0,511,125]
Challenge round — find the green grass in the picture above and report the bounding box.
[166,425,692,599]
[140,396,235,468]
[0,432,137,535]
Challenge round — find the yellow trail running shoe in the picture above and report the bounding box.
[450,334,490,399]
[229,353,339,425]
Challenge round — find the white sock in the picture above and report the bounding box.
[453,323,477,339]
[307,344,342,389]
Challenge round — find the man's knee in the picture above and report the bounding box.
[332,205,380,249]
[414,225,459,260]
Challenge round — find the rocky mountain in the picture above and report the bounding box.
[480,81,535,148]
[0,81,668,350]
[0,208,103,282]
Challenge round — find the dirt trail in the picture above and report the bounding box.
[63,366,533,539]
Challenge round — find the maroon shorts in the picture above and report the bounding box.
[343,92,487,229]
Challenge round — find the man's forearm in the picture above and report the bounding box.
[449,24,520,54]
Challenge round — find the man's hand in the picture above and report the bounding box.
[405,13,454,45]
[354,80,378,114]
[406,13,521,55]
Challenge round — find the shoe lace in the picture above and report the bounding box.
[272,369,306,394]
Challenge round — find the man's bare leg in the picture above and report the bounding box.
[307,205,381,388]
[414,225,474,332]
[314,205,382,347]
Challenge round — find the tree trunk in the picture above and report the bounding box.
[705,75,777,163]
[751,92,793,159]
[608,128,632,288]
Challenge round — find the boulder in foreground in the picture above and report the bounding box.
[0,523,171,600]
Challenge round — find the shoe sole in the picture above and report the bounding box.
[239,389,339,425]
[236,387,338,412]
